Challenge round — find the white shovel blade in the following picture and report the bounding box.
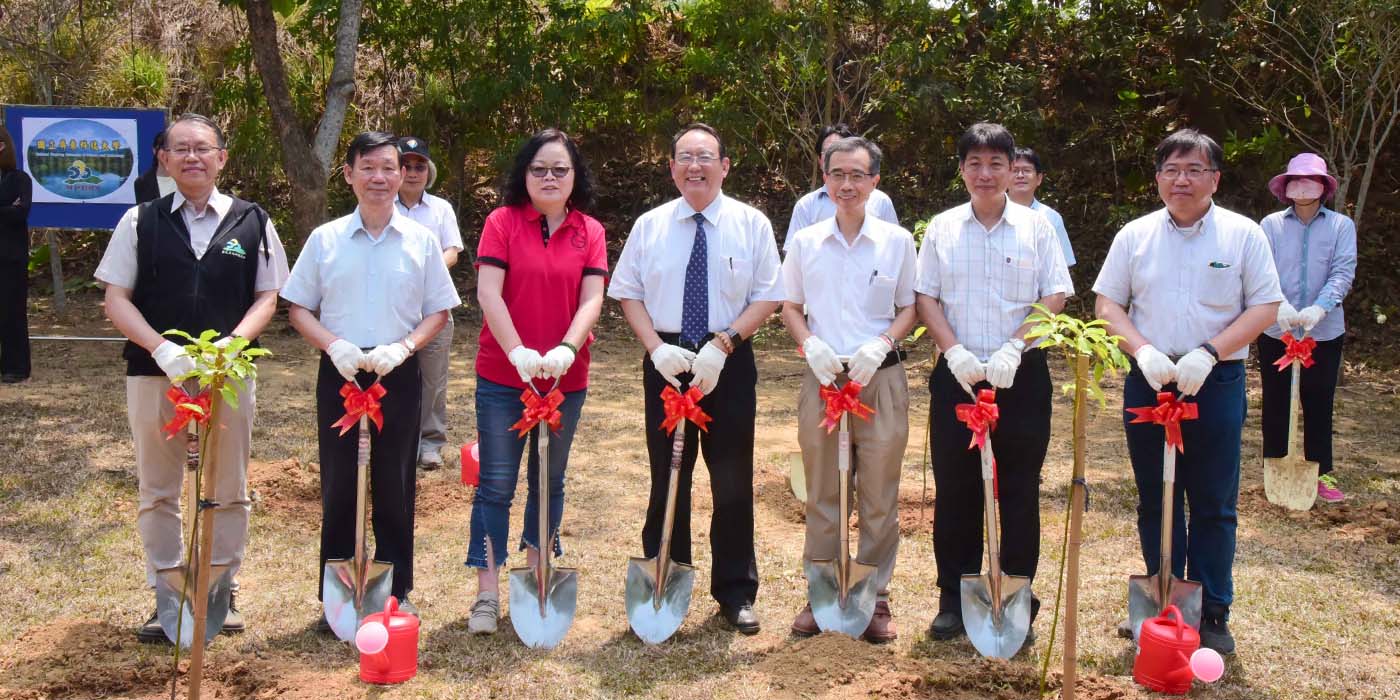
[961,574,1032,659]
[625,557,695,644]
[155,565,233,648]
[508,567,579,649]
[804,560,878,638]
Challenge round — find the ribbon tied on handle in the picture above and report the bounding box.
[330,380,387,436]
[1126,391,1199,453]
[955,389,999,450]
[163,386,212,438]
[510,387,564,437]
[1274,334,1316,370]
[818,381,875,433]
[659,385,712,434]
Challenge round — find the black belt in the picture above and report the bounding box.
[657,331,750,353]
[1164,357,1244,367]
[876,349,907,369]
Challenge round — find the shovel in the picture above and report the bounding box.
[1263,336,1319,511]
[1127,438,1203,641]
[804,374,879,637]
[626,406,697,645]
[509,382,579,649]
[961,430,1034,658]
[155,400,232,648]
[322,378,394,642]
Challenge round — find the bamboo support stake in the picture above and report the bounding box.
[1062,354,1090,700]
[185,387,224,700]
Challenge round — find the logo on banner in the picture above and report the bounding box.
[25,119,135,200]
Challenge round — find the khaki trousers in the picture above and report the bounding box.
[797,363,909,595]
[128,376,254,588]
[417,314,454,458]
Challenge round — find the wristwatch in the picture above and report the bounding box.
[1009,338,1027,353]
[402,337,417,354]
[722,327,742,348]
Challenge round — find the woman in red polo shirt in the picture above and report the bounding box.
[466,128,607,634]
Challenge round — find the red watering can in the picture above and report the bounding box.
[1134,604,1228,694]
[460,440,480,486]
[355,596,419,685]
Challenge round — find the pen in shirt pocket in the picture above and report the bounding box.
[1208,261,1232,269]
[728,256,733,271]
[868,269,878,285]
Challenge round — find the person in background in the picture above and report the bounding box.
[1007,146,1074,267]
[395,136,464,470]
[1258,153,1356,503]
[464,128,607,635]
[786,124,899,251]
[0,125,33,383]
[134,129,175,204]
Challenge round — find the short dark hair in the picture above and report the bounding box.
[1012,146,1042,173]
[152,129,166,153]
[671,122,726,160]
[956,122,1016,162]
[502,128,596,212]
[344,131,400,167]
[0,125,16,171]
[1154,128,1223,171]
[817,123,854,155]
[823,136,883,175]
[167,113,226,148]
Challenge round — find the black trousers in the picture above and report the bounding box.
[929,349,1051,608]
[641,337,759,608]
[1257,333,1344,475]
[0,259,30,378]
[315,353,421,599]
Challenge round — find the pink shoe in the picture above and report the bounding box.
[1317,475,1345,503]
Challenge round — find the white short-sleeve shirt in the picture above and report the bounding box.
[1030,198,1075,267]
[785,186,898,251]
[608,193,785,333]
[915,197,1074,360]
[1092,204,1284,360]
[395,192,464,253]
[782,215,917,355]
[280,208,462,348]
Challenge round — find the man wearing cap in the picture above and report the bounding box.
[1258,153,1356,503]
[282,131,460,624]
[786,124,899,251]
[95,113,290,642]
[396,136,464,470]
[1094,128,1282,655]
[783,136,915,642]
[609,122,784,634]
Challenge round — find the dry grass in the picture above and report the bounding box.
[1,295,1398,700]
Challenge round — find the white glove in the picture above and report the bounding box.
[1133,344,1176,391]
[152,340,196,384]
[847,337,890,386]
[366,342,411,377]
[650,343,697,388]
[985,341,1023,389]
[690,343,728,395]
[1275,300,1299,332]
[802,335,845,386]
[214,336,234,350]
[1174,347,1217,396]
[508,345,543,384]
[943,344,985,396]
[326,339,365,383]
[1298,305,1326,331]
[539,345,577,379]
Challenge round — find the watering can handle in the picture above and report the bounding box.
[385,595,399,618]
[1161,604,1185,639]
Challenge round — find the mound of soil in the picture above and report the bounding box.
[247,459,321,521]
[756,470,807,525]
[1241,486,1400,544]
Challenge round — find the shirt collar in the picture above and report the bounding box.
[347,207,411,241]
[677,193,725,226]
[1161,202,1216,238]
[820,213,887,247]
[520,203,580,230]
[170,188,230,219]
[1284,205,1331,221]
[959,194,1021,232]
[395,193,429,212]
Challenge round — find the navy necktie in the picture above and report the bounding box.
[680,212,709,347]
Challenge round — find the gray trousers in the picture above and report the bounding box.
[418,314,454,458]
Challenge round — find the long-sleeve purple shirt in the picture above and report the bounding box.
[1260,206,1356,342]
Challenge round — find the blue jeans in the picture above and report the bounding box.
[1124,361,1245,615]
[466,376,587,569]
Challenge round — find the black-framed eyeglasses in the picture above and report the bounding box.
[1157,166,1217,180]
[528,165,572,179]
[825,170,872,184]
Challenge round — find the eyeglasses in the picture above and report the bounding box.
[1011,167,1037,177]
[1157,166,1217,180]
[402,162,430,173]
[674,152,719,166]
[825,170,872,184]
[528,165,572,179]
[167,145,222,157]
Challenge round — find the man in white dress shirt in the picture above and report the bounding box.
[96,113,290,642]
[786,124,899,251]
[782,136,916,643]
[1094,128,1282,655]
[395,136,463,470]
[609,123,784,635]
[281,131,460,625]
[1007,146,1074,267]
[915,122,1072,642]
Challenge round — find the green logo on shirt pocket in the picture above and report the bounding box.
[221,239,247,259]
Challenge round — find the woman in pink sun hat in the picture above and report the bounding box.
[1257,153,1356,503]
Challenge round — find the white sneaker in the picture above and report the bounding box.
[468,591,499,635]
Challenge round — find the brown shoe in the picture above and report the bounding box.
[863,600,897,643]
[791,603,819,637]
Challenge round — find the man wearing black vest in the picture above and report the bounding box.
[95,113,289,643]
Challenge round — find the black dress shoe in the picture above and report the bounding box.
[720,603,760,635]
[928,611,964,640]
[1199,615,1236,655]
[136,609,171,644]
[1,374,28,383]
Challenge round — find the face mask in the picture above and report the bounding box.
[1286,178,1325,202]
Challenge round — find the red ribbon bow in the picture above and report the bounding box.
[955,389,999,450]
[659,386,712,434]
[818,382,875,433]
[1127,391,1199,453]
[510,387,564,437]
[1274,334,1317,370]
[330,381,387,436]
[163,386,212,438]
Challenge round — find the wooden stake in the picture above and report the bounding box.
[186,389,224,700]
[1062,354,1090,700]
